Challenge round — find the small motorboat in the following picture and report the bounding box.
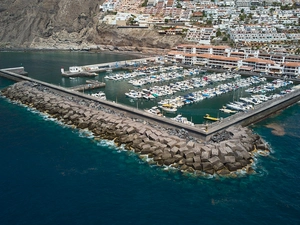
[203,114,219,121]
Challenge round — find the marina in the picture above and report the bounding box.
[1,61,300,140]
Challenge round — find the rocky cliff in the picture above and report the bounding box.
[0,0,184,54]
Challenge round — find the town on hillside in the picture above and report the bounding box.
[99,0,300,76]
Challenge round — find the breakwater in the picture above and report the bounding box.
[0,80,270,176]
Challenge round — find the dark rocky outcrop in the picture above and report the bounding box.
[1,81,270,176]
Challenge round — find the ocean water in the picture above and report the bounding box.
[0,52,300,224]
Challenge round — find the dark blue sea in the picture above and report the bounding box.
[0,51,300,225]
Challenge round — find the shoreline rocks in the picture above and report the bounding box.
[1,81,270,177]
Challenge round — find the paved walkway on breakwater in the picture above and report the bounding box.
[205,88,300,137]
[1,67,300,140]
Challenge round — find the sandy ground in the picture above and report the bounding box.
[265,123,285,136]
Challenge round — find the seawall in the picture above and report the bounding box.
[0,80,270,176]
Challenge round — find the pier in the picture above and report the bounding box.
[1,66,300,141]
[61,56,159,76]
[68,80,106,92]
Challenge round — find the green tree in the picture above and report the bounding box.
[269,8,275,15]
[239,14,246,21]
[206,20,212,26]
[141,0,148,7]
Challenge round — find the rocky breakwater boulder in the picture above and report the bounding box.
[1,81,270,176]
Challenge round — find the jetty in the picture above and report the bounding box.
[61,56,158,77]
[69,80,106,92]
[61,70,98,78]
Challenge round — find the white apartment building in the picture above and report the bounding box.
[185,28,216,44]
[100,0,120,12]
[235,0,251,7]
[286,33,300,41]
[242,58,275,72]
[283,62,300,76]
[147,0,158,6]
[167,44,300,76]
[229,26,287,43]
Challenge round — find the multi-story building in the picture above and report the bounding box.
[166,44,300,76]
[283,62,300,76]
[235,0,251,7]
[286,33,300,41]
[185,28,216,44]
[285,55,300,63]
[229,26,287,44]
[242,58,275,73]
[100,0,120,12]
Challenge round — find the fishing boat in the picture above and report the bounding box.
[203,114,219,121]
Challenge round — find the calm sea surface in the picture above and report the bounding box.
[0,51,299,225]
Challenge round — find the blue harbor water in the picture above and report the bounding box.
[0,51,300,224]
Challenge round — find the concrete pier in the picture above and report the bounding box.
[205,89,300,139]
[62,71,98,77]
[69,80,106,92]
[61,57,158,76]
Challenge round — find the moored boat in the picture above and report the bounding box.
[91,91,106,100]
[203,114,219,121]
[145,106,163,117]
[219,107,237,114]
[159,104,177,113]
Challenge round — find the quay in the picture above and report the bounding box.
[69,80,106,92]
[61,70,98,78]
[199,66,300,85]
[61,56,159,76]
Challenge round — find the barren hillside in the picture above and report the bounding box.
[0,0,184,54]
